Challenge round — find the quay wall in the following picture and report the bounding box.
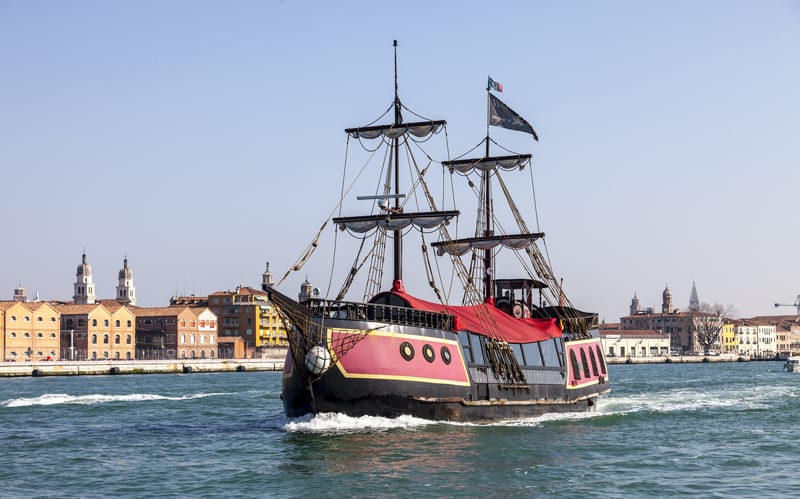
[606,354,752,365]
[0,355,287,378]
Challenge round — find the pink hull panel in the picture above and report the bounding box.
[329,329,471,386]
[566,338,608,389]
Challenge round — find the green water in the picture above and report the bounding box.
[0,362,796,497]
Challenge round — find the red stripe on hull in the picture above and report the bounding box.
[329,329,470,385]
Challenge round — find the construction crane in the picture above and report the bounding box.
[774,294,800,314]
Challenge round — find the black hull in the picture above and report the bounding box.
[280,316,610,423]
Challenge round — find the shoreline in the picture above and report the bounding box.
[0,357,286,377]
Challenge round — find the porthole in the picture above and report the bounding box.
[422,344,435,363]
[400,342,415,361]
[441,346,452,365]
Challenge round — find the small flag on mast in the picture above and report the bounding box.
[488,93,539,141]
[488,76,503,92]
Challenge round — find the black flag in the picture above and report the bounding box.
[488,94,538,141]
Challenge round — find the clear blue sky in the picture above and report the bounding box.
[1,1,798,322]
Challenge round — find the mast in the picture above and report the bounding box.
[392,39,403,286]
[483,87,494,303]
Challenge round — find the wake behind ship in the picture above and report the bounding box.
[266,41,609,422]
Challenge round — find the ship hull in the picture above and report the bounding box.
[281,317,609,422]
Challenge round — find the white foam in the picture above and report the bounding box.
[281,412,437,433]
[2,392,227,408]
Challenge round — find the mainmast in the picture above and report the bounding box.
[483,88,494,303]
[392,39,403,286]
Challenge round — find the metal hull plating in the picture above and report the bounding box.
[281,317,609,422]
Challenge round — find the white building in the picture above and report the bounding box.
[600,328,670,358]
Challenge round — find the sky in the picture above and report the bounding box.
[1,1,799,322]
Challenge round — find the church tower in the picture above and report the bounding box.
[262,262,274,290]
[116,257,136,305]
[299,277,314,303]
[13,284,27,303]
[629,292,640,315]
[74,253,96,304]
[688,281,700,312]
[661,284,672,314]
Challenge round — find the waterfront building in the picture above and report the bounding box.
[733,320,777,359]
[56,303,135,360]
[721,321,737,354]
[208,285,287,358]
[73,253,97,304]
[135,306,217,360]
[0,301,60,361]
[746,315,800,357]
[621,284,719,354]
[599,326,670,358]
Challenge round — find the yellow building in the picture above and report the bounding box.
[0,301,61,361]
[56,303,136,360]
[209,285,287,358]
[721,321,737,354]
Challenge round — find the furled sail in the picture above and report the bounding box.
[442,154,531,174]
[431,233,544,257]
[334,210,459,234]
[345,120,446,140]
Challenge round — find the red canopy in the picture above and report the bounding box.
[389,290,562,343]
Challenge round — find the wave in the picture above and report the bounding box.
[277,412,437,433]
[2,392,228,408]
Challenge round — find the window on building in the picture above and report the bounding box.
[103,334,109,344]
[24,316,30,322]
[92,334,97,344]
[50,333,56,338]
[37,316,43,322]
[209,334,214,344]
[9,332,16,338]
[23,332,30,338]
[37,332,43,338]
[92,319,97,326]
[10,316,16,322]
[180,334,185,344]
[50,317,56,322]
[190,321,196,327]
[115,335,120,344]
[126,335,132,344]
[104,319,109,327]
[190,334,196,344]
[115,320,120,327]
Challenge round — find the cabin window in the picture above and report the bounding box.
[469,334,485,364]
[588,348,599,376]
[579,348,590,378]
[552,338,565,367]
[541,340,561,367]
[595,345,607,374]
[511,343,524,364]
[458,331,472,362]
[522,342,544,366]
[569,350,581,380]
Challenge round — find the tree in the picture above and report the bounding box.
[692,302,737,354]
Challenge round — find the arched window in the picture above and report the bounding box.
[126,335,132,345]
[579,348,590,379]
[569,350,581,380]
[92,334,97,345]
[115,335,120,344]
[588,348,599,376]
[103,334,109,344]
[596,345,607,374]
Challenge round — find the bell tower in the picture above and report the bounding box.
[74,252,96,304]
[662,285,672,314]
[116,256,136,305]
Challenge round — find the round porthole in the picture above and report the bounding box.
[441,346,452,365]
[400,342,415,361]
[422,344,435,363]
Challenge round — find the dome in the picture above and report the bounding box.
[118,258,133,279]
[76,253,92,277]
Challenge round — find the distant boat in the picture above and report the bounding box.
[266,41,609,422]
[784,356,800,372]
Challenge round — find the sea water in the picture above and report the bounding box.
[0,362,797,498]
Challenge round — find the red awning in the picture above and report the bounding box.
[389,291,562,343]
